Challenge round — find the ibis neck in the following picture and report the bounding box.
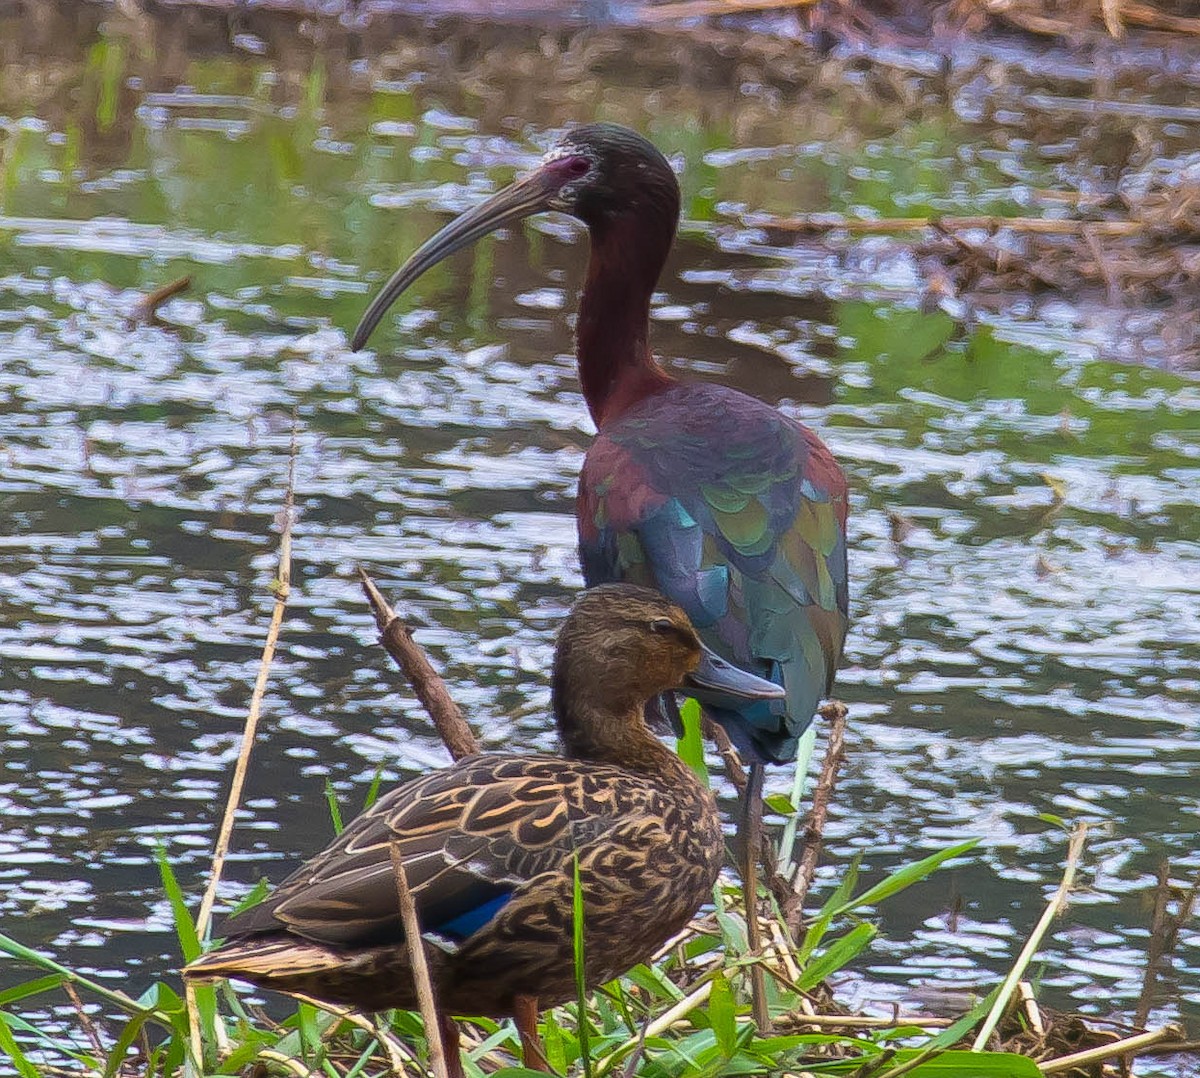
[575,213,676,429]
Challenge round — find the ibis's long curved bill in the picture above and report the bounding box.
[683,645,785,702]
[351,169,563,351]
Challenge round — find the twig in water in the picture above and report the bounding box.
[358,568,479,761]
[1135,862,1200,1029]
[971,822,1088,1051]
[390,846,450,1078]
[130,274,191,326]
[62,981,106,1061]
[1040,1023,1184,1074]
[784,701,848,935]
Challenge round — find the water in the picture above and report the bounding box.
[1,1,1199,1059]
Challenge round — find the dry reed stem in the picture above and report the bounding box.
[187,422,296,1070]
[255,1048,316,1077]
[784,701,848,934]
[776,1011,953,1029]
[700,717,771,1029]
[1017,980,1044,1036]
[390,846,450,1078]
[641,977,715,1038]
[286,992,414,1074]
[131,274,191,326]
[702,717,748,796]
[1122,1,1200,33]
[358,568,480,760]
[1100,0,1124,37]
[1135,860,1173,1028]
[641,0,818,20]
[971,822,1088,1051]
[768,919,801,982]
[593,976,717,1073]
[747,212,1146,237]
[195,423,296,938]
[701,716,802,933]
[1040,1024,1184,1074]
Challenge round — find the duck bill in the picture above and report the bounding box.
[351,169,561,351]
[683,645,786,701]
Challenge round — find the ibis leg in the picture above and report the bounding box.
[742,761,769,1031]
[514,993,551,1073]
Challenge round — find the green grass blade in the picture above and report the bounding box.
[226,877,270,920]
[155,845,201,962]
[625,963,686,1003]
[796,923,877,991]
[102,1012,151,1078]
[833,840,979,918]
[0,974,63,1007]
[0,1011,40,1078]
[706,971,736,1058]
[924,986,1001,1050]
[808,1049,1040,1076]
[797,853,862,963]
[363,764,387,811]
[573,855,593,1078]
[0,931,161,1021]
[324,779,345,835]
[675,698,709,784]
[542,1008,567,1073]
[778,724,817,869]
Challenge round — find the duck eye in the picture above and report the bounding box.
[651,618,676,635]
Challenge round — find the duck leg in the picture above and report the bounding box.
[513,994,552,1073]
[438,1012,464,1078]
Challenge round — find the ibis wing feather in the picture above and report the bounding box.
[578,383,849,762]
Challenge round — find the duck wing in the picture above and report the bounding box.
[220,756,603,949]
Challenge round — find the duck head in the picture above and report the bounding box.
[551,584,783,764]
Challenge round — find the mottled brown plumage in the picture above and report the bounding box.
[184,585,782,1027]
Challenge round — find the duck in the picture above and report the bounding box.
[183,583,784,1076]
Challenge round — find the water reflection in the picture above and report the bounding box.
[0,0,1198,1048]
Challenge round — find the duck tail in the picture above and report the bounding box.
[183,938,345,983]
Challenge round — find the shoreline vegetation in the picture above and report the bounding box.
[7,0,1200,367]
[0,458,1193,1076]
